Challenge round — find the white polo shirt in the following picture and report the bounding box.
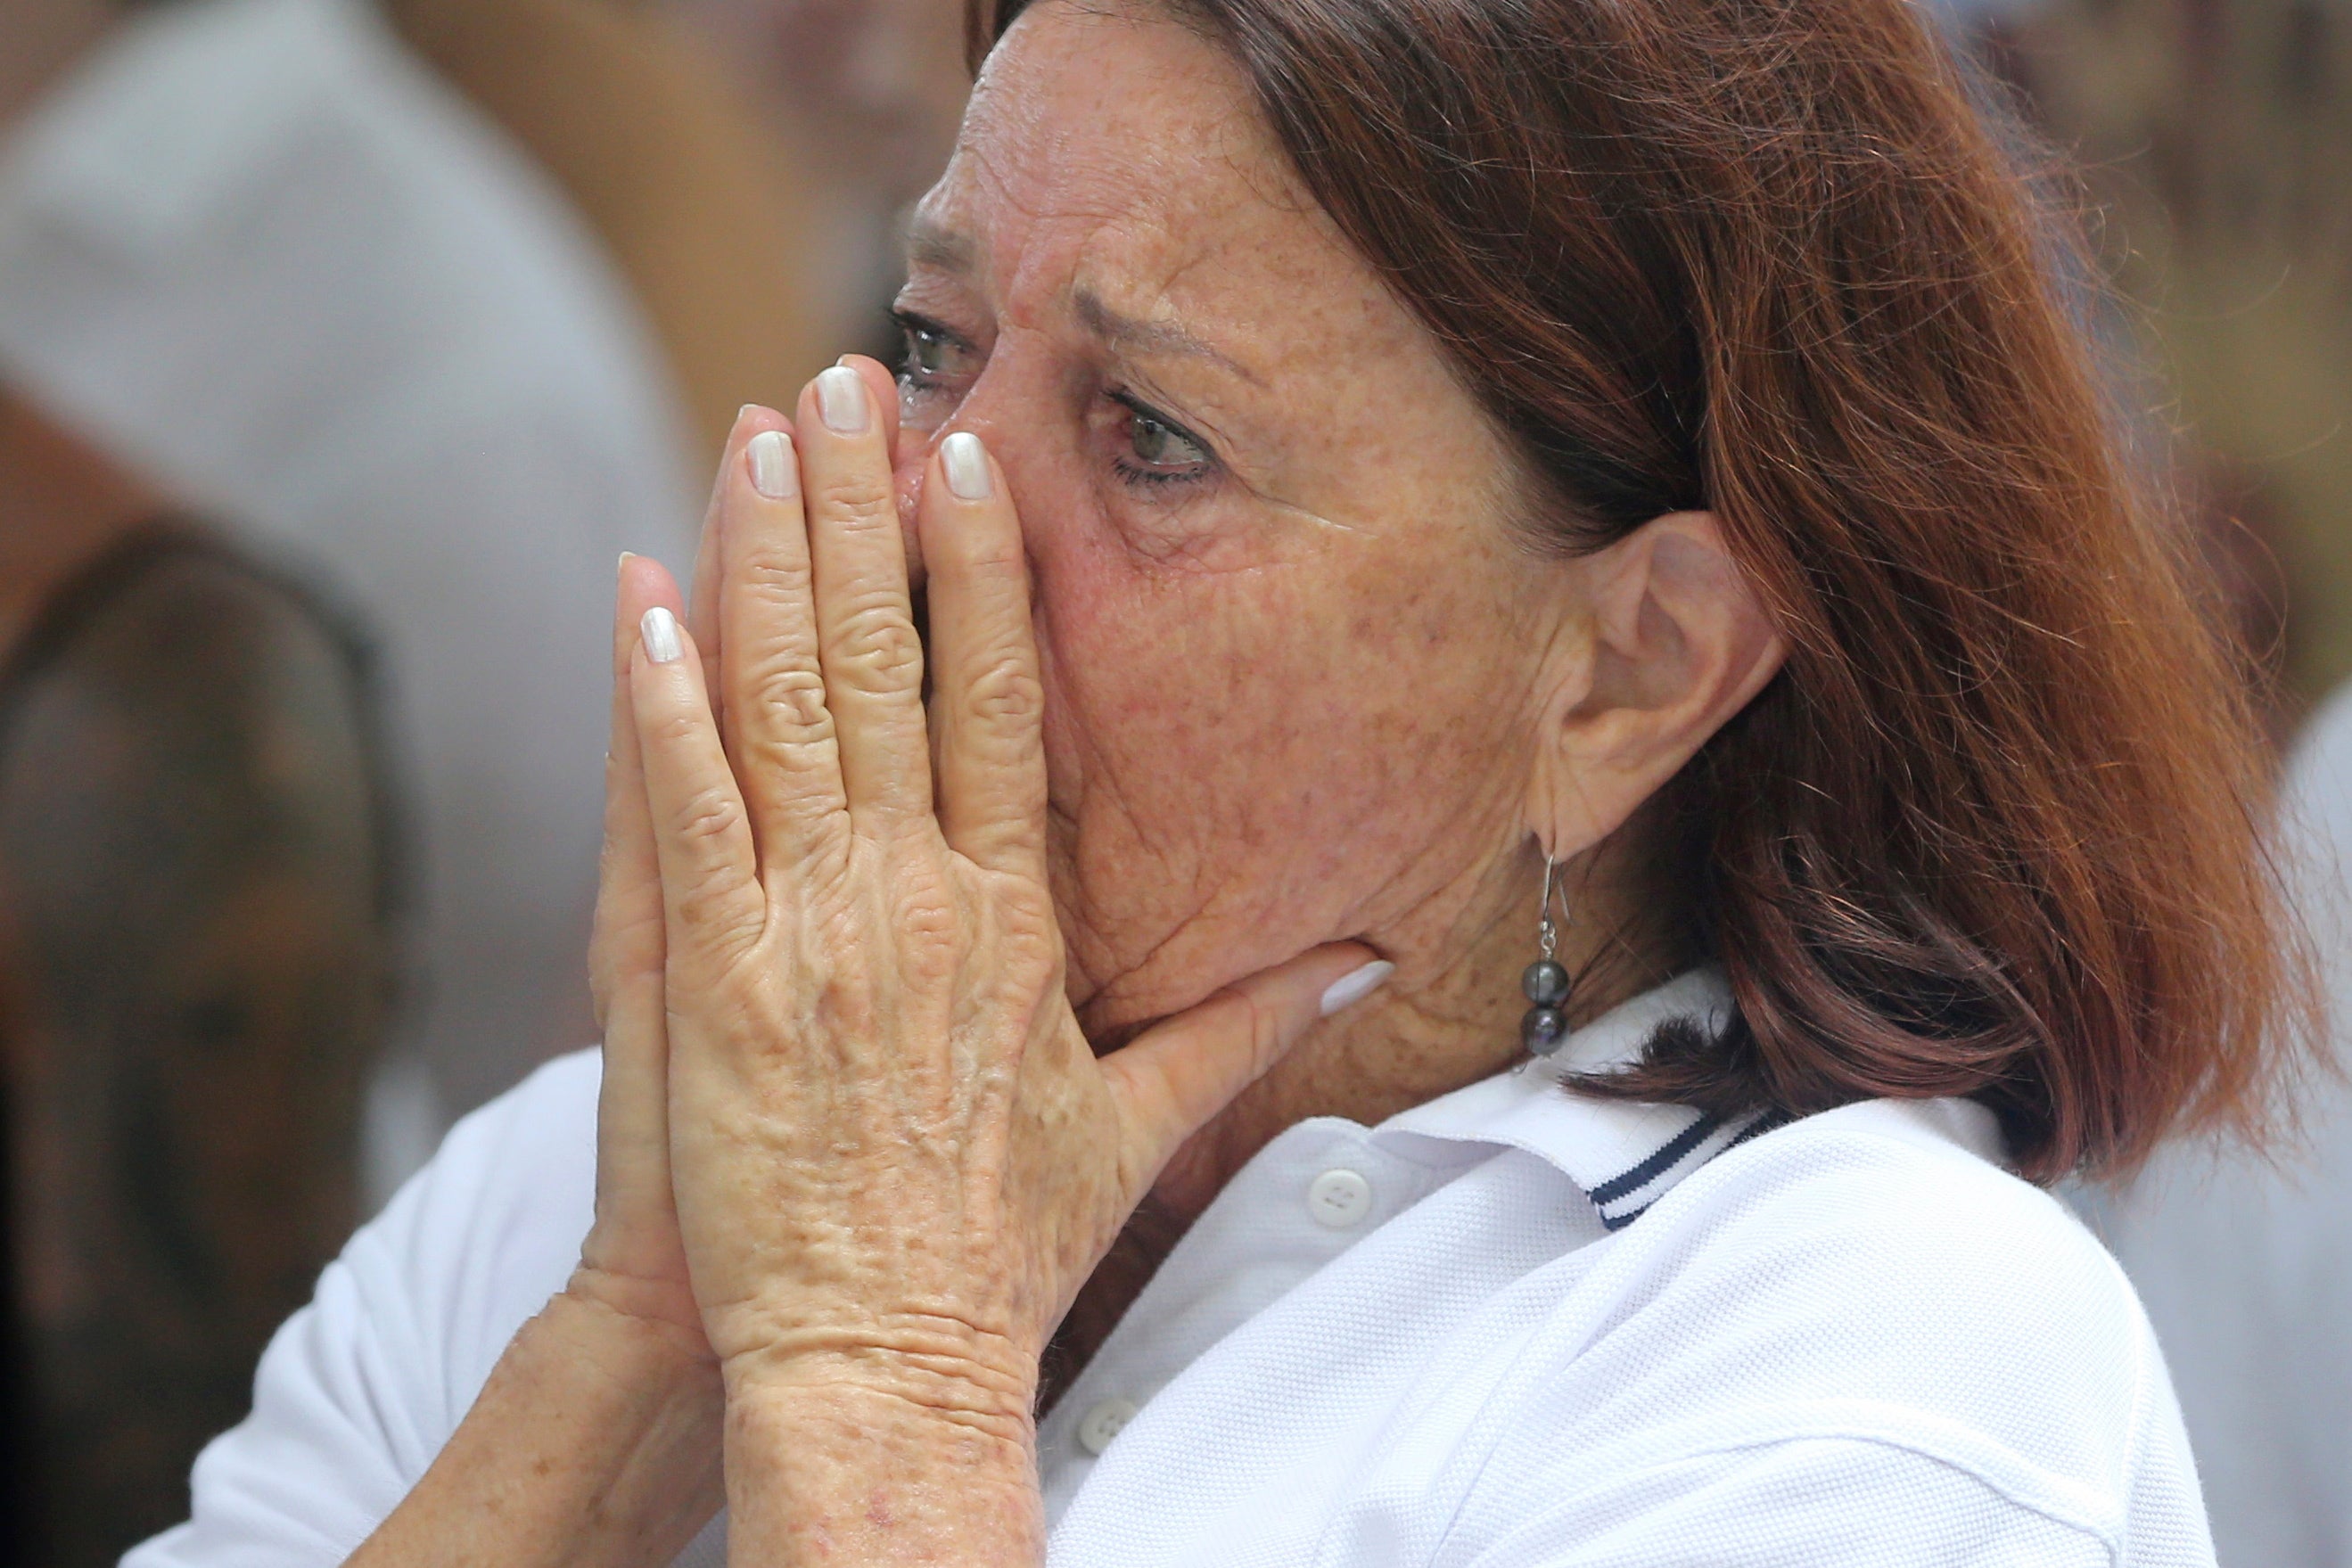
[126,971,2215,1566]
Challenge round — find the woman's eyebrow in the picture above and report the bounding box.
[906,217,976,273]
[1073,288,1260,385]
[904,215,1260,386]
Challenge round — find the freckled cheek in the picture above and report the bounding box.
[1032,554,1475,837]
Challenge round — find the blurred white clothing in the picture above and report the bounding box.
[2083,685,2352,1568]
[0,0,702,1191]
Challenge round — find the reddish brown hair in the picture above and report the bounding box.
[974,0,2310,1179]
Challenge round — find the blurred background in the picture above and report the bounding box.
[0,0,2344,1564]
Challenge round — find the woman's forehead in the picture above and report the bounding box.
[913,6,1383,367]
[944,6,1304,269]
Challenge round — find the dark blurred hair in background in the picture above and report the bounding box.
[0,400,394,1564]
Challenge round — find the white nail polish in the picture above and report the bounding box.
[816,365,870,434]
[640,605,683,664]
[942,431,992,500]
[747,430,797,499]
[1320,959,1394,1017]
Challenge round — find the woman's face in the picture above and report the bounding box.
[893,0,1573,1030]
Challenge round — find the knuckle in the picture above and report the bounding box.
[1205,983,1285,1074]
[749,662,835,742]
[814,473,897,530]
[672,878,755,941]
[647,707,710,750]
[668,784,744,850]
[1249,994,1287,1067]
[960,654,1045,731]
[993,904,1061,985]
[940,524,1025,578]
[831,602,925,690]
[741,548,816,604]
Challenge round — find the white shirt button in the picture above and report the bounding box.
[1077,1396,1139,1456]
[1307,1167,1375,1228]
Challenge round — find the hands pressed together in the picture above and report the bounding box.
[561,360,1381,1564]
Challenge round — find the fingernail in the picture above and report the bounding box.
[941,431,991,500]
[816,365,869,434]
[617,550,636,571]
[1320,959,1394,1017]
[747,429,797,499]
[640,606,682,664]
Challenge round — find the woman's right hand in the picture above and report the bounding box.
[573,536,712,1342]
[578,372,909,1343]
[575,382,896,1339]
[345,412,825,1568]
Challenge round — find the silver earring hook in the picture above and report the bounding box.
[1537,856,1563,961]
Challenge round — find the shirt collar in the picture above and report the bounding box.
[1379,968,1783,1230]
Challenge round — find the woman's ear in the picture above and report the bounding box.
[1528,510,1785,857]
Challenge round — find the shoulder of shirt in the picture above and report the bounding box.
[1649,1094,2094,1254]
[1628,1096,2147,1368]
[368,1044,602,1263]
[1499,1096,2164,1539]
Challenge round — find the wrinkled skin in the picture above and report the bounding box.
[884,4,1608,1198]
[346,5,1781,1565]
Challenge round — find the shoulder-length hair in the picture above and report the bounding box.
[971,0,2313,1180]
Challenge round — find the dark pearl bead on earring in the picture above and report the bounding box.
[1520,959,1572,1056]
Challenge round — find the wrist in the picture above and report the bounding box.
[722,1375,1043,1565]
[720,1313,1040,1446]
[347,1290,724,1568]
[560,1262,711,1350]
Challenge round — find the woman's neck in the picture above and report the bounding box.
[1154,842,1669,1225]
[1040,848,1674,1408]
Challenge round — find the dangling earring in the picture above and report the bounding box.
[1521,856,1573,1057]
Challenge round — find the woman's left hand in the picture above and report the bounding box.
[613,360,1381,1559]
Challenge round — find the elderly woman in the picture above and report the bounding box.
[130,0,2298,1563]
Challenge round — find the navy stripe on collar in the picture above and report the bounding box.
[1589,1105,1791,1231]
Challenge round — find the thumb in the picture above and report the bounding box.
[1102,944,1394,1185]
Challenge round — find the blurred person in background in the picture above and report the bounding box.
[651,0,970,357]
[0,0,977,1178]
[2080,689,2352,1568]
[0,395,392,1561]
[0,0,710,1559]
[0,0,710,1186]
[378,0,970,446]
[0,0,969,1557]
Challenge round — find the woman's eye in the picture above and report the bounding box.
[893,311,981,430]
[892,311,980,387]
[1128,409,1207,468]
[903,323,957,378]
[1111,395,1216,490]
